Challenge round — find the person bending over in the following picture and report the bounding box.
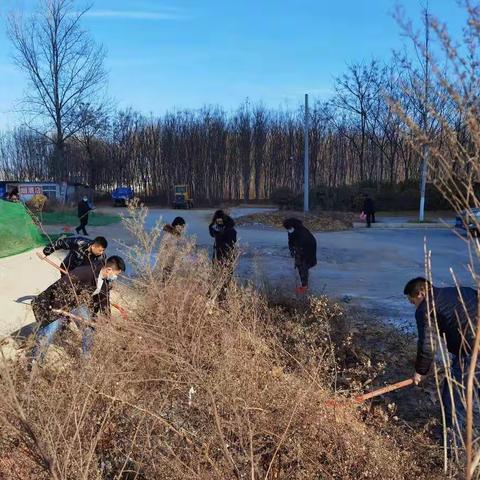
[404,277,479,450]
[283,218,317,294]
[30,255,126,363]
[43,235,107,275]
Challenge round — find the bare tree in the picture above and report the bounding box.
[7,0,107,179]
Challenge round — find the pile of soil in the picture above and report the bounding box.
[236,210,356,231]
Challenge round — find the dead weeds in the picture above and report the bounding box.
[236,210,355,232]
[0,206,451,479]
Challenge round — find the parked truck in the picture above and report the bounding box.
[112,187,134,207]
[173,185,194,209]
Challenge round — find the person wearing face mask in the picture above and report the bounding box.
[283,218,317,294]
[404,277,479,452]
[209,210,237,299]
[30,255,126,363]
[209,210,237,265]
[42,236,107,275]
[76,195,94,236]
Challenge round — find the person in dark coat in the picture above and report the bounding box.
[209,210,237,265]
[404,277,479,450]
[209,210,237,299]
[30,255,126,363]
[76,196,93,235]
[42,235,107,275]
[6,186,20,202]
[362,194,376,228]
[283,218,317,294]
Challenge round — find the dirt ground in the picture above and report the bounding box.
[0,206,474,340]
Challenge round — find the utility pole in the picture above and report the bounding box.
[304,93,309,213]
[419,2,429,222]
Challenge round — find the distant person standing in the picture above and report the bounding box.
[209,210,237,299]
[76,195,93,235]
[283,218,317,294]
[363,194,376,228]
[209,210,237,265]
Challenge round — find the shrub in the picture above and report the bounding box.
[0,205,442,479]
[271,186,296,209]
[25,194,48,213]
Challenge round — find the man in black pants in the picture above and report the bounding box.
[31,255,126,363]
[209,210,237,299]
[283,218,317,294]
[404,277,479,450]
[363,194,376,228]
[76,196,93,235]
[42,236,107,275]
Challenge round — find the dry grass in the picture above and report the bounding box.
[236,210,355,232]
[0,206,445,479]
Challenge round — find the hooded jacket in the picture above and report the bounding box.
[43,236,105,273]
[31,263,111,326]
[284,218,317,268]
[415,286,478,375]
[209,214,237,262]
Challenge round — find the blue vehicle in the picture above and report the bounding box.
[112,187,134,207]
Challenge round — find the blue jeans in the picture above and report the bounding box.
[31,305,94,362]
[442,355,480,448]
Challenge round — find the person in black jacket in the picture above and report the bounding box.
[209,210,237,265]
[31,255,126,362]
[42,235,107,275]
[404,277,479,448]
[283,218,317,294]
[362,194,376,228]
[76,196,93,235]
[209,210,237,299]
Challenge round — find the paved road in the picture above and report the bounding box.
[1,207,474,337]
[92,207,474,332]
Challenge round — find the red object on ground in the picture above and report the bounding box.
[295,286,308,295]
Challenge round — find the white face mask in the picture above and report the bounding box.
[287,228,294,234]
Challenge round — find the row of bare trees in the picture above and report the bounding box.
[0,57,456,203]
[0,64,458,204]
[0,0,471,205]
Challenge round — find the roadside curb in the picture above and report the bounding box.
[353,222,453,229]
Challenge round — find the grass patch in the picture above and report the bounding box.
[39,210,121,226]
[236,209,355,231]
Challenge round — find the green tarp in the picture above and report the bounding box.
[0,200,44,258]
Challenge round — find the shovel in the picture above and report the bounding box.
[326,378,414,407]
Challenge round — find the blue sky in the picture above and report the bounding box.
[0,0,467,129]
